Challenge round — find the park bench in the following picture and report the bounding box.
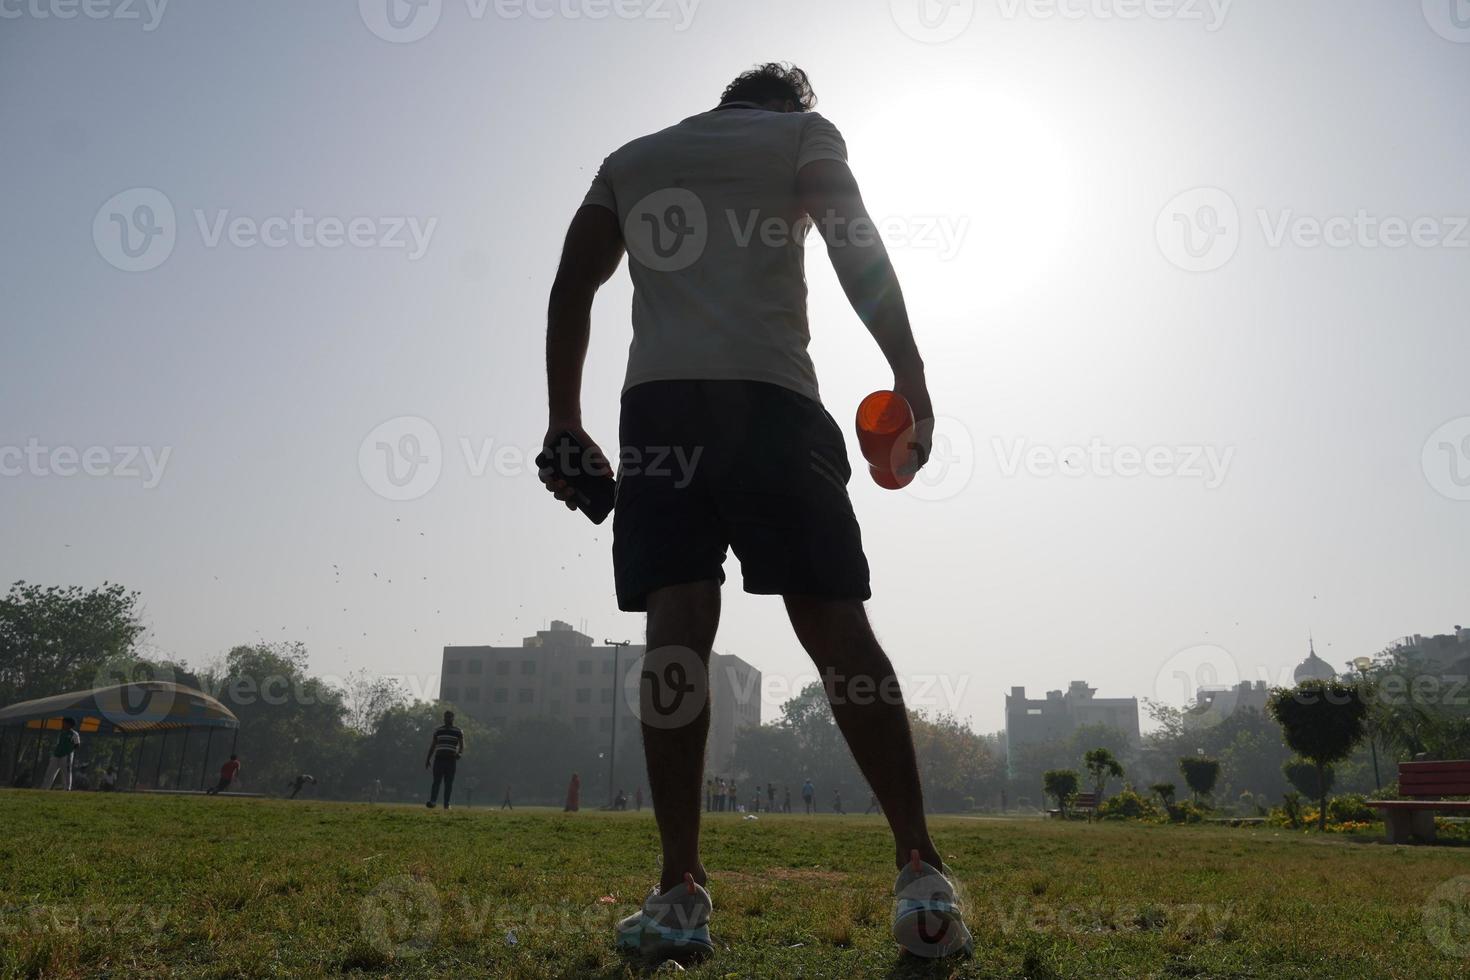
[1048,792,1098,819]
[1367,761,1470,844]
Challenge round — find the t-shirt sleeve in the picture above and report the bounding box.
[581,156,618,214]
[796,113,849,170]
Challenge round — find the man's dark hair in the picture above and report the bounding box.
[719,63,817,111]
[443,710,454,724]
[229,754,238,760]
[62,717,76,728]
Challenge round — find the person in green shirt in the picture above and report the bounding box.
[42,717,81,791]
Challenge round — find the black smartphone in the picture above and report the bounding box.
[536,431,616,525]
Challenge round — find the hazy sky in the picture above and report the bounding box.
[3,1,1467,733]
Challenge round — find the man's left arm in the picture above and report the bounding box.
[540,204,625,507]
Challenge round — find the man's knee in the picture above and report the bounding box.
[784,595,876,652]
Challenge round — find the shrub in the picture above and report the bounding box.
[1327,794,1376,825]
[1167,800,1208,824]
[1097,789,1164,822]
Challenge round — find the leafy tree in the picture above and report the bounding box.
[1150,782,1176,807]
[1083,747,1124,803]
[1281,758,1334,800]
[342,669,409,735]
[1178,756,1221,803]
[0,581,145,706]
[1043,769,1079,817]
[1267,680,1369,830]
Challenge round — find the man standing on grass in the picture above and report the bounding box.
[206,754,241,795]
[802,778,815,815]
[540,62,971,962]
[424,710,463,810]
[41,717,80,790]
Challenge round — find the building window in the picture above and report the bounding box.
[467,660,483,675]
[575,717,589,732]
[598,718,612,732]
[577,661,592,675]
[1027,708,1042,715]
[576,689,591,704]
[446,660,462,675]
[603,660,614,674]
[466,687,480,702]
[493,689,507,704]
[442,685,459,701]
[518,689,534,703]
[495,661,509,675]
[521,661,536,675]
[600,688,612,704]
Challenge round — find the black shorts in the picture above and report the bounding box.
[432,755,457,778]
[613,380,871,612]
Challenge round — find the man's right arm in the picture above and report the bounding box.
[797,158,933,471]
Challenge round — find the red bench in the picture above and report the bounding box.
[1366,761,1470,843]
[1048,792,1098,818]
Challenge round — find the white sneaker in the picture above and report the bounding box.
[615,873,714,962]
[892,850,974,958]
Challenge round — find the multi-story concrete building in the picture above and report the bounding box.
[1004,681,1140,775]
[440,620,760,776]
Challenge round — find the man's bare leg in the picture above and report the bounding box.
[643,581,720,893]
[784,595,941,871]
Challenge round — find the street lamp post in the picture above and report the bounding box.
[605,638,631,806]
[1353,656,1381,790]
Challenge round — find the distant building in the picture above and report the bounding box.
[1294,637,1338,684]
[439,620,760,776]
[1185,680,1270,730]
[1004,681,1140,775]
[1386,627,1470,678]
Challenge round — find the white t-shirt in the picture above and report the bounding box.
[582,104,849,404]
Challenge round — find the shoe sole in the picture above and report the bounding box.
[892,902,974,959]
[617,915,714,963]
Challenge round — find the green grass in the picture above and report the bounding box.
[3,792,1470,978]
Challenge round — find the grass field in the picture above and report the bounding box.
[4,792,1470,979]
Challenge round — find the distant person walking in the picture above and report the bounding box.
[802,779,815,815]
[705,778,713,812]
[425,710,464,810]
[502,784,514,810]
[565,772,581,812]
[42,718,81,790]
[767,783,775,810]
[207,755,241,795]
[832,789,844,814]
[286,774,316,799]
[636,786,644,812]
[866,792,882,815]
[783,786,791,813]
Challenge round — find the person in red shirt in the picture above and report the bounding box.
[206,755,241,795]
